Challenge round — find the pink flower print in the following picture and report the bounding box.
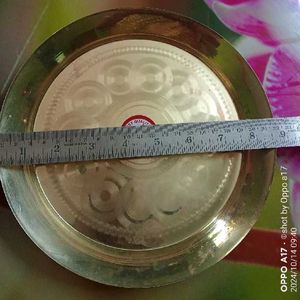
[205,0,300,229]
[247,53,272,82]
[205,0,257,6]
[264,42,300,117]
[205,0,300,46]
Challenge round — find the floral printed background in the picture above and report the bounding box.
[205,0,300,230]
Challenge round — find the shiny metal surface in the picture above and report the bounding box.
[34,38,241,250]
[0,8,275,287]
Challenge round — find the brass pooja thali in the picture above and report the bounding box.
[0,9,275,287]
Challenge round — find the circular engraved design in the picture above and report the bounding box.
[101,59,132,95]
[34,39,241,249]
[130,57,173,93]
[65,80,112,114]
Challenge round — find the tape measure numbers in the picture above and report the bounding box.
[0,117,299,166]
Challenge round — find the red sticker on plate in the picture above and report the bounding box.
[122,115,155,127]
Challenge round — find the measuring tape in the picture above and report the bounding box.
[0,117,299,166]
